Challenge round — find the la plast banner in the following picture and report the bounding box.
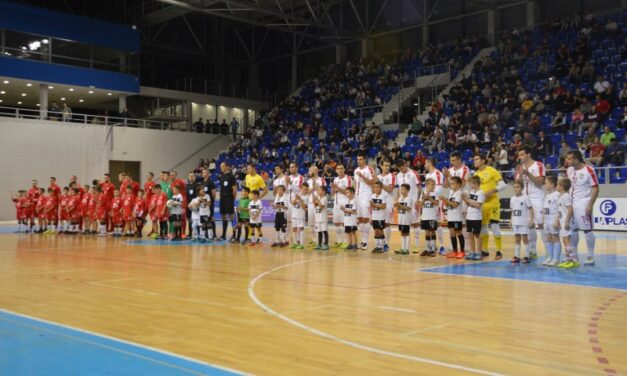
[593,198,627,231]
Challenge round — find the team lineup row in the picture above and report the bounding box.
[9,147,599,267]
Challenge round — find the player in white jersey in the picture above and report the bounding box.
[515,146,546,259]
[272,185,289,247]
[341,187,358,251]
[313,185,329,250]
[556,178,578,268]
[331,164,352,248]
[394,184,414,254]
[370,182,389,253]
[306,166,327,246]
[439,176,465,258]
[395,159,422,251]
[419,178,440,257]
[510,181,534,264]
[377,159,396,252]
[290,182,310,249]
[565,150,599,265]
[542,176,561,266]
[286,162,304,207]
[425,157,446,254]
[444,151,471,254]
[354,154,377,250]
[462,176,485,261]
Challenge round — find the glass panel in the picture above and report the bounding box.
[51,38,90,61]
[4,29,49,61]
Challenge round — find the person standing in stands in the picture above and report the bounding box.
[230,117,239,140]
[219,162,238,241]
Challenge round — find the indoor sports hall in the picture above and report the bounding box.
[1,0,626,375]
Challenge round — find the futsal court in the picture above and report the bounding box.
[1,225,626,376]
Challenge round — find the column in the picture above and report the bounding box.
[526,0,539,28]
[118,95,127,114]
[291,54,297,93]
[38,84,48,120]
[248,63,259,99]
[421,25,429,47]
[335,44,347,64]
[487,9,500,45]
[361,39,373,58]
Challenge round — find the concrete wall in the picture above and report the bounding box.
[0,117,230,220]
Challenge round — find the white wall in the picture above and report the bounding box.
[0,117,231,220]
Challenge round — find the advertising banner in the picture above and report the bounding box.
[593,198,627,231]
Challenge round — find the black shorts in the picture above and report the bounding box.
[249,222,262,228]
[169,214,182,222]
[220,197,235,215]
[466,220,482,235]
[372,220,386,230]
[275,212,287,231]
[447,221,463,230]
[421,220,438,231]
[200,215,211,225]
[186,208,192,219]
[237,213,249,222]
[398,224,410,235]
[344,226,357,233]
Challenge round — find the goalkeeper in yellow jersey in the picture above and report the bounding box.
[473,154,508,260]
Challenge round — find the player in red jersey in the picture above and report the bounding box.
[66,188,80,234]
[133,189,148,237]
[27,180,40,229]
[94,186,108,236]
[110,190,123,237]
[86,186,97,234]
[122,186,136,236]
[144,172,157,236]
[99,173,116,231]
[79,185,92,234]
[169,171,187,236]
[34,188,47,233]
[59,187,70,233]
[152,185,169,240]
[43,188,58,234]
[48,177,62,231]
[10,190,28,233]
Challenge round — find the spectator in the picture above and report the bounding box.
[211,119,220,134]
[593,75,610,95]
[497,144,509,171]
[603,138,625,166]
[204,119,212,134]
[588,136,605,166]
[600,126,616,146]
[61,103,72,122]
[230,117,239,140]
[49,102,60,120]
[193,118,204,133]
[595,95,611,120]
[221,119,228,135]
[620,83,627,107]
[535,130,552,158]
[559,141,572,167]
[551,111,566,133]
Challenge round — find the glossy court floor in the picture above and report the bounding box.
[1,225,626,376]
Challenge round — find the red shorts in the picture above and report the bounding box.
[111,214,123,225]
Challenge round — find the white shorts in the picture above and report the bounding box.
[559,226,572,239]
[308,206,316,227]
[291,218,305,228]
[512,225,529,235]
[315,221,328,232]
[357,197,371,219]
[530,199,544,225]
[543,217,559,235]
[572,204,593,231]
[333,206,345,224]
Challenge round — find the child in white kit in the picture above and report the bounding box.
[556,178,578,269]
[510,181,534,264]
[341,187,358,251]
[394,184,413,255]
[313,185,329,250]
[542,176,561,266]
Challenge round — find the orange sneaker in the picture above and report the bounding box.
[455,251,466,259]
[446,252,458,258]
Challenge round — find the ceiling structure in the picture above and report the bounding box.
[11,0,541,94]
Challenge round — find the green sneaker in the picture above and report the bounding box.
[557,260,571,268]
[320,244,330,250]
[313,244,322,250]
[289,243,298,249]
[295,244,305,250]
[339,242,349,249]
[563,260,580,269]
[400,249,410,255]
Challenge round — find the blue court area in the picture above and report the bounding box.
[421,255,627,290]
[125,238,230,247]
[0,310,240,376]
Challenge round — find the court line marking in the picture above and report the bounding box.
[0,308,246,375]
[377,306,416,313]
[402,324,450,337]
[247,256,505,376]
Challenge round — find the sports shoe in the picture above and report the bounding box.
[412,249,421,254]
[445,251,458,258]
[557,260,571,268]
[584,257,595,266]
[547,259,559,267]
[530,252,538,260]
[313,244,322,250]
[371,247,383,253]
[345,244,355,251]
[400,249,410,255]
[339,243,349,249]
[383,244,389,252]
[481,251,490,258]
[471,253,483,261]
[428,250,437,257]
[439,247,447,255]
[394,249,403,254]
[562,260,580,269]
[521,257,531,264]
[295,244,304,250]
[542,258,552,266]
[271,242,280,247]
[455,251,466,259]
[419,250,429,256]
[494,251,503,260]
[511,257,520,264]
[464,252,474,260]
[360,243,368,250]
[320,244,330,250]
[289,243,298,249]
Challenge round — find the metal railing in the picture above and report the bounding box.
[0,105,187,131]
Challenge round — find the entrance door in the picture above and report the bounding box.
[109,161,141,189]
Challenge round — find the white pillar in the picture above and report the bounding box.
[335,44,347,64]
[291,54,298,93]
[118,95,127,114]
[361,39,373,58]
[526,0,538,28]
[422,25,429,47]
[487,9,499,45]
[38,84,48,120]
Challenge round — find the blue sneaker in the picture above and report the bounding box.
[439,246,446,255]
[464,252,474,260]
[471,252,483,261]
[383,244,389,252]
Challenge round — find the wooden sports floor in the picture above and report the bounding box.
[1,227,626,376]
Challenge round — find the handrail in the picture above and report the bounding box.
[0,105,187,131]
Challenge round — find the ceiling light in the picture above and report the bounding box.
[0,99,3,103]
[61,97,66,101]
[107,92,112,96]
[28,41,41,51]
[36,103,40,107]
[68,88,74,92]
[79,99,84,103]
[42,39,49,44]
[17,101,22,105]
[2,80,8,84]
[21,93,27,97]
[26,83,32,87]
[88,90,94,94]
[48,86,54,89]
[0,91,5,94]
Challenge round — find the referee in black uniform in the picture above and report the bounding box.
[186,171,200,236]
[200,168,217,239]
[218,162,237,241]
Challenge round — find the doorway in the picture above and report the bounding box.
[109,160,141,189]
